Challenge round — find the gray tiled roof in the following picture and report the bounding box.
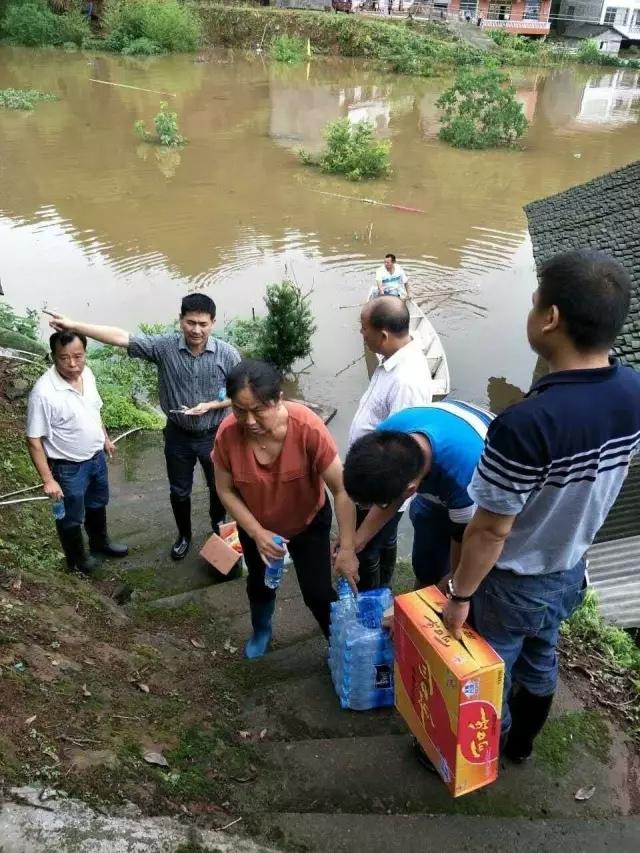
[524,161,640,369]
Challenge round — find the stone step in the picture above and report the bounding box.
[262,812,640,853]
[251,730,631,819]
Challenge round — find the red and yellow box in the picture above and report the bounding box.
[394,586,504,797]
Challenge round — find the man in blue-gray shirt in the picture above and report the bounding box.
[443,250,640,764]
[48,294,240,563]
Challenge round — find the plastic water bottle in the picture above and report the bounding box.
[218,385,227,402]
[51,499,65,521]
[264,535,286,589]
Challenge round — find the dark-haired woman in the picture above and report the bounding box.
[212,360,357,658]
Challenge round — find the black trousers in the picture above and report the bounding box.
[237,499,337,637]
[355,505,403,592]
[163,420,226,529]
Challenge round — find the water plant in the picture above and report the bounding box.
[103,0,201,54]
[135,102,185,146]
[300,118,391,181]
[436,66,528,150]
[260,281,316,375]
[269,33,307,64]
[0,88,57,110]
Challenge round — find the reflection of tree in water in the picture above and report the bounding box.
[487,376,524,414]
[135,143,182,179]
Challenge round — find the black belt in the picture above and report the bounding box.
[166,419,218,438]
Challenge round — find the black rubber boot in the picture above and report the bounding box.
[379,542,397,587]
[56,522,98,574]
[170,494,192,561]
[85,507,128,557]
[503,686,555,763]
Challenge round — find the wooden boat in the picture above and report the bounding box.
[365,289,451,400]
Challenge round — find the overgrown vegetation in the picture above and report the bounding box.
[300,118,391,181]
[102,0,201,54]
[436,66,528,150]
[0,87,57,110]
[269,33,307,64]
[135,102,186,146]
[0,302,40,339]
[562,589,640,674]
[0,0,90,47]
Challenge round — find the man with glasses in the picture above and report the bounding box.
[26,331,127,573]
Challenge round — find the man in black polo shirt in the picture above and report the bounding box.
[48,295,240,562]
[443,250,640,763]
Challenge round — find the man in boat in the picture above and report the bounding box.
[47,294,240,564]
[336,401,492,593]
[375,253,410,300]
[26,330,128,573]
[347,297,433,590]
[442,249,640,764]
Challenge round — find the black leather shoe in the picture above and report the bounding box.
[171,536,191,561]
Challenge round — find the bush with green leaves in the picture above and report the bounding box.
[1,0,90,47]
[436,66,528,150]
[103,0,201,54]
[260,281,316,375]
[218,317,266,361]
[269,33,307,64]
[0,88,57,110]
[301,118,391,182]
[135,102,185,146]
[0,302,40,340]
[121,36,163,56]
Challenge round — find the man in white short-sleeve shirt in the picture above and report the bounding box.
[26,331,127,573]
[375,252,409,299]
[347,296,432,590]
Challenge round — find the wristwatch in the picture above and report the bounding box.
[446,577,472,603]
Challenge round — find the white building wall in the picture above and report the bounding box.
[559,0,640,37]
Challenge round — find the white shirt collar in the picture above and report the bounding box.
[381,337,419,372]
[49,365,84,393]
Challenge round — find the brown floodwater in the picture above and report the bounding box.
[1,46,640,447]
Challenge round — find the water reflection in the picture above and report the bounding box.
[577,70,640,126]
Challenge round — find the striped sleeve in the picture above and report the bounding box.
[468,415,546,516]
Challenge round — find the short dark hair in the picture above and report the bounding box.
[180,293,216,319]
[49,331,87,354]
[366,297,410,336]
[385,253,396,263]
[344,431,424,505]
[227,359,283,405]
[538,250,631,351]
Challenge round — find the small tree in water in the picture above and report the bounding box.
[134,102,185,146]
[436,67,528,150]
[300,118,391,181]
[260,281,316,375]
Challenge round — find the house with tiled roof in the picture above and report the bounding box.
[525,161,640,627]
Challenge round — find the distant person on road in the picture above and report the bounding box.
[213,360,356,658]
[347,297,433,590]
[47,294,240,564]
[26,331,128,574]
[335,402,493,593]
[375,253,410,299]
[442,250,640,764]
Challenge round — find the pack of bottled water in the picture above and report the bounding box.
[328,579,394,711]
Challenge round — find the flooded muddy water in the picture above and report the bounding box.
[1,46,639,446]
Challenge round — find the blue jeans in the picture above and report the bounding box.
[409,496,450,586]
[49,451,109,529]
[471,558,587,734]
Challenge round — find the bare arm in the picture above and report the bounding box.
[355,500,404,551]
[46,312,130,348]
[26,436,63,500]
[322,455,357,549]
[214,463,286,564]
[182,399,232,417]
[442,508,516,638]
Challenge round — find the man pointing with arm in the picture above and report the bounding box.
[48,293,240,562]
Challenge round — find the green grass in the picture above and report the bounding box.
[535,710,611,775]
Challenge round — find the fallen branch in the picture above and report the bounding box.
[0,483,42,502]
[89,79,176,98]
[311,189,425,215]
[335,352,365,377]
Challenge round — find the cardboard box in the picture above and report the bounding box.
[394,586,504,797]
[199,522,243,575]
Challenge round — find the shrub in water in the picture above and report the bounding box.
[1,0,90,47]
[0,88,57,110]
[103,0,201,54]
[436,67,528,150]
[301,118,391,181]
[260,281,316,375]
[121,36,163,55]
[270,34,307,64]
[135,102,185,146]
[577,38,604,65]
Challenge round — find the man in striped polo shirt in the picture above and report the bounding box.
[337,400,493,591]
[443,249,640,763]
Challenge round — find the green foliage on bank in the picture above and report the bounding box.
[562,589,640,674]
[300,118,391,181]
[0,0,90,47]
[0,87,57,110]
[103,0,202,55]
[135,102,186,146]
[270,33,307,64]
[0,302,40,340]
[437,66,528,150]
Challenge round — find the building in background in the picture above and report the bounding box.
[556,1,640,52]
[445,0,552,35]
